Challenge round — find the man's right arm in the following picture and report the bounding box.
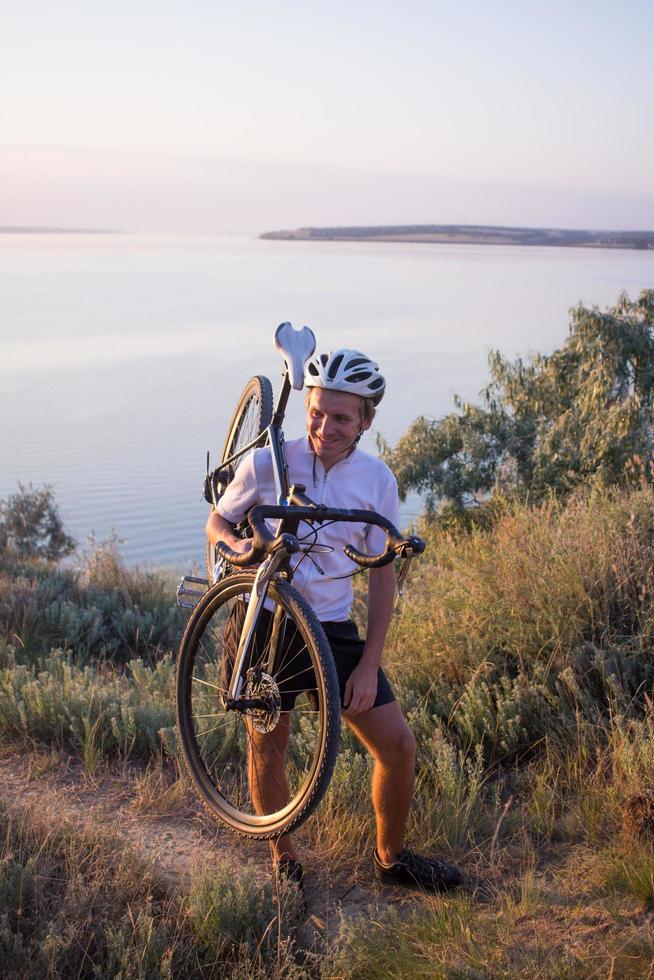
[205,509,252,555]
[205,450,262,558]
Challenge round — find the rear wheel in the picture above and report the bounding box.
[206,376,273,579]
[176,572,340,838]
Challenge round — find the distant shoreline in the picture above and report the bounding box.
[261,224,654,250]
[0,226,119,235]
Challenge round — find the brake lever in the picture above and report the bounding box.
[397,554,414,598]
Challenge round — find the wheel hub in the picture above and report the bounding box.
[243,670,281,733]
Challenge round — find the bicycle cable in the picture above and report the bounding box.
[292,519,372,582]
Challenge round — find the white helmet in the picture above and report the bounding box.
[304,348,386,405]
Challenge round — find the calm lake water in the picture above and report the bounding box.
[1,233,653,569]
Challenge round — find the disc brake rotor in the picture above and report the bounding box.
[243,670,282,733]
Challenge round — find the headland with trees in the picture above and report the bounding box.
[262,224,654,249]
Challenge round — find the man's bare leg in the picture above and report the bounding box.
[345,700,416,863]
[246,714,298,862]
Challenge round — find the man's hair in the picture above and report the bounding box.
[305,388,377,426]
[360,397,377,426]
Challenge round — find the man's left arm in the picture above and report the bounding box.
[342,562,396,717]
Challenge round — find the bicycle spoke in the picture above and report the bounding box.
[190,675,225,693]
[194,720,229,740]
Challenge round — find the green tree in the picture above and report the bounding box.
[0,483,76,560]
[382,289,654,516]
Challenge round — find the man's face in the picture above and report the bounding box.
[306,387,370,467]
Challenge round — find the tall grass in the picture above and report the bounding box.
[387,485,654,687]
[0,536,185,666]
[5,485,654,973]
[343,484,654,876]
[384,486,654,758]
[0,801,301,978]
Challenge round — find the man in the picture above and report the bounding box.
[206,347,462,895]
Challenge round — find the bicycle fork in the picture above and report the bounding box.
[224,548,289,707]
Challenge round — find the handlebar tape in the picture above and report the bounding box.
[344,534,426,568]
[215,531,299,567]
[213,505,426,569]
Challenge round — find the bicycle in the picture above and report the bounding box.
[176,322,425,839]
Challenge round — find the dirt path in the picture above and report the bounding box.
[5,747,654,973]
[0,748,415,949]
[0,749,258,888]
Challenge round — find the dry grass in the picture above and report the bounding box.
[385,484,654,690]
[324,857,654,978]
[5,484,654,973]
[129,758,191,817]
[0,798,303,979]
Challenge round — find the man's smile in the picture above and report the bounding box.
[305,387,369,471]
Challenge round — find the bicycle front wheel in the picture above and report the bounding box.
[206,375,274,580]
[176,573,340,838]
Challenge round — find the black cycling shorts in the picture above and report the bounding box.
[223,604,395,713]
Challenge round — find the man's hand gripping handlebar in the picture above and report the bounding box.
[213,504,426,570]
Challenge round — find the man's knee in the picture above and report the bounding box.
[397,726,416,763]
[348,703,416,766]
[379,724,416,767]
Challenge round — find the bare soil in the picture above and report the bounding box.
[3,747,654,973]
[0,748,418,949]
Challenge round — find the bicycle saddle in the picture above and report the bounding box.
[274,322,316,390]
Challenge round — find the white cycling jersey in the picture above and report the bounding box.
[217,436,401,621]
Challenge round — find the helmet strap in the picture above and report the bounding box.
[308,431,362,481]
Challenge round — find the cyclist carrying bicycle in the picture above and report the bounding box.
[206,345,462,895]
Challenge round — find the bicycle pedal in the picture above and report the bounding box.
[176,576,209,609]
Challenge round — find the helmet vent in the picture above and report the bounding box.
[303,347,385,405]
[327,353,344,379]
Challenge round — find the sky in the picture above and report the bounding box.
[2,0,653,233]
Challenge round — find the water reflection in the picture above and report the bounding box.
[1,233,652,567]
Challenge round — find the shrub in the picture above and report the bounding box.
[0,649,177,762]
[0,484,75,561]
[382,289,654,515]
[185,862,302,958]
[0,544,185,666]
